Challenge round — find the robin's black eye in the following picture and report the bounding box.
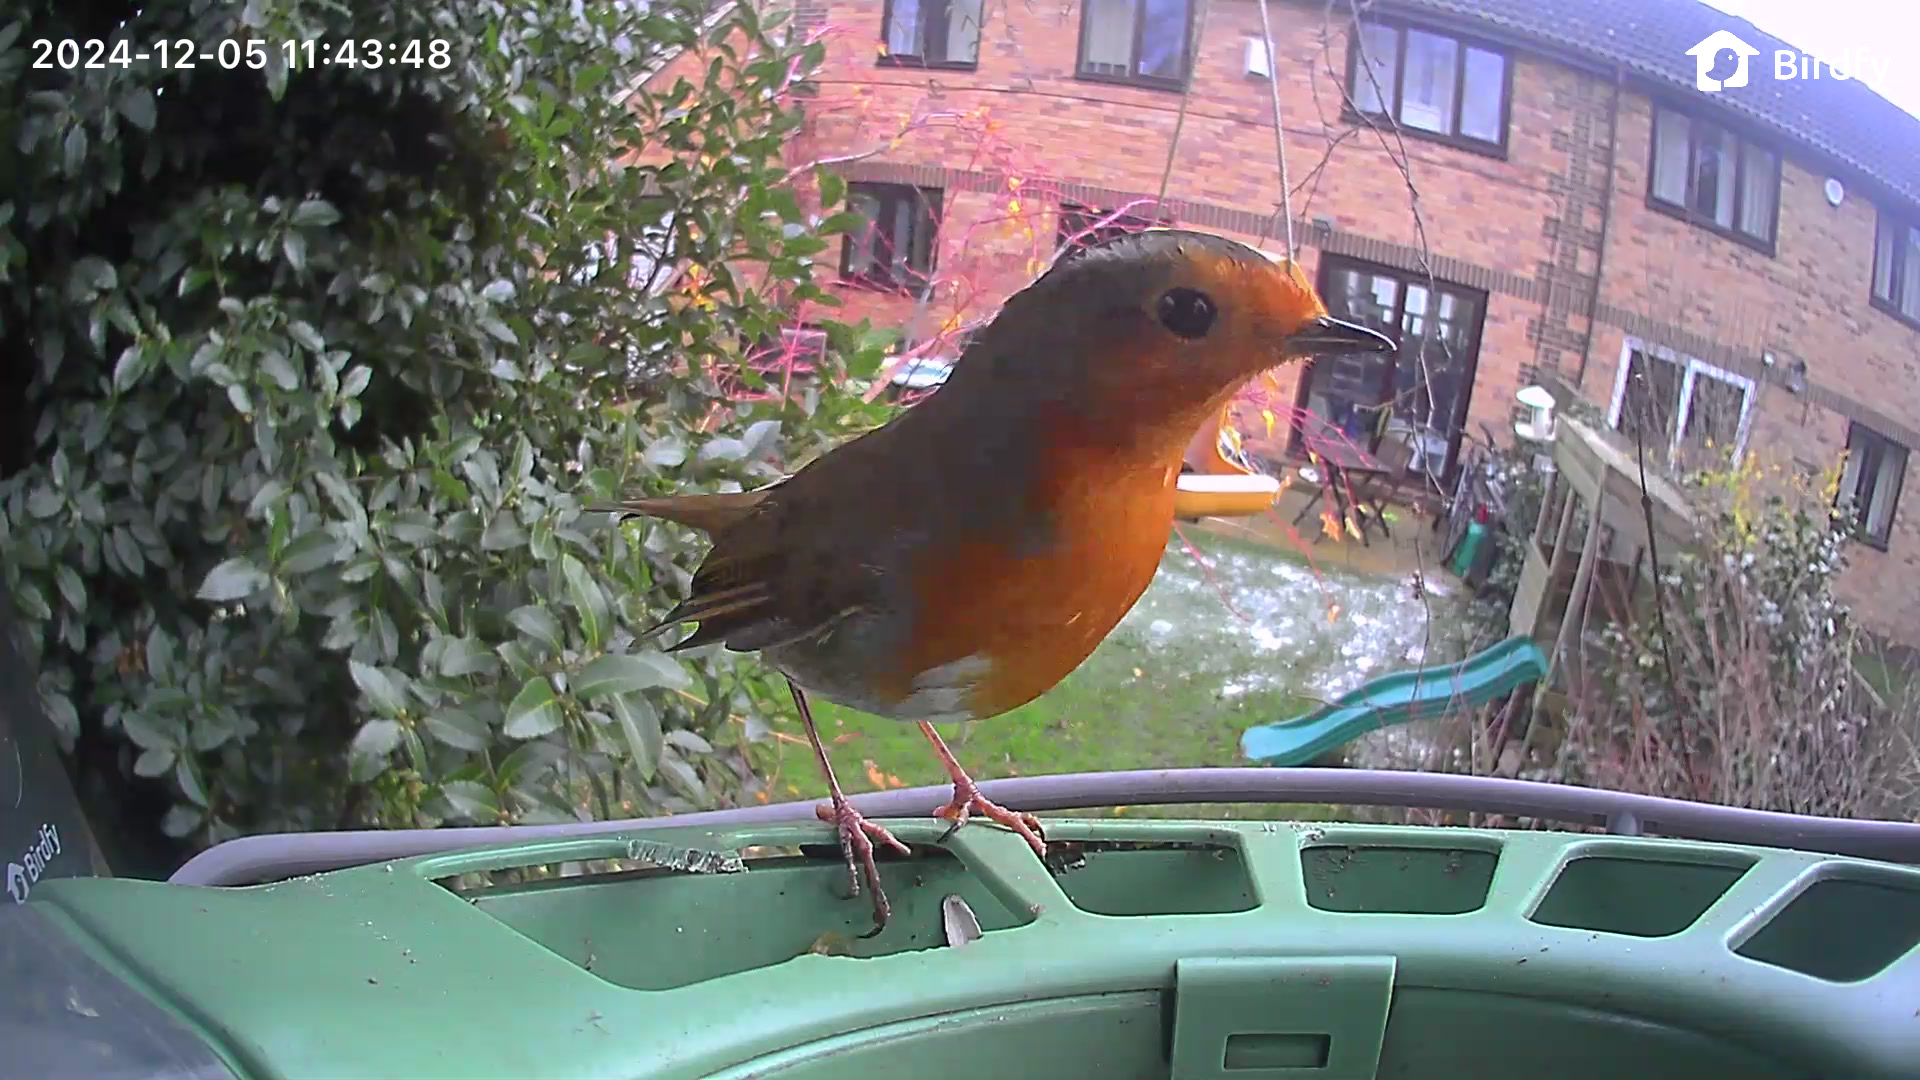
[1156,288,1216,340]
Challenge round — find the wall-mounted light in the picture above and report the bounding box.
[1244,38,1273,78]
[1785,357,1808,395]
[1825,178,1845,207]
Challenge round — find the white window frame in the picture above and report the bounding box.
[1606,337,1756,464]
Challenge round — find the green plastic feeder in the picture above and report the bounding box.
[10,766,1920,1080]
[5,579,1920,1079]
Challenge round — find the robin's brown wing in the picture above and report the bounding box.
[627,423,913,655]
[649,501,876,652]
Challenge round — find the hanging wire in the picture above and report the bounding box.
[1254,0,1296,260]
[1154,0,1211,214]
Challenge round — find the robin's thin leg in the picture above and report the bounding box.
[917,721,1047,858]
[787,677,908,936]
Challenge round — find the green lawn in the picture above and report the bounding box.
[745,530,1453,820]
[1855,648,1917,709]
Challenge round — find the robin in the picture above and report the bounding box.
[601,229,1394,932]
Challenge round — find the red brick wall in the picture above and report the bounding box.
[1580,94,1920,640]
[636,0,1920,644]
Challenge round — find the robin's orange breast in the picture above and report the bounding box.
[880,429,1185,720]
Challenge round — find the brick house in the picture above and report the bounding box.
[645,0,1920,644]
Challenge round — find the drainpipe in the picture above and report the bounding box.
[1572,64,1624,390]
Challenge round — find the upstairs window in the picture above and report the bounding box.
[1871,209,1920,327]
[880,0,982,67]
[1840,422,1909,550]
[1055,201,1170,262]
[1078,0,1193,88]
[1648,105,1779,251]
[1346,18,1510,154]
[840,182,941,295]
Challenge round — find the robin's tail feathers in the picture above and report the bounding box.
[587,489,769,535]
[642,582,775,651]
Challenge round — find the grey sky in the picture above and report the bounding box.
[1704,0,1919,117]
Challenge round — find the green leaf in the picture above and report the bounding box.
[160,805,203,839]
[112,343,154,392]
[607,691,662,781]
[424,707,491,751]
[657,750,709,805]
[439,780,498,821]
[26,488,63,519]
[817,168,846,208]
[559,554,610,651]
[278,530,341,574]
[117,87,157,131]
[665,729,714,755]
[574,651,690,700]
[508,605,564,653]
[54,564,85,612]
[348,719,404,782]
[698,437,746,464]
[349,660,408,717]
[742,419,783,462]
[146,626,177,682]
[291,199,341,227]
[71,257,116,293]
[287,321,325,353]
[283,231,307,272]
[122,714,173,751]
[642,437,686,469]
[260,350,300,391]
[462,453,501,507]
[63,125,87,175]
[481,279,516,302]
[478,316,518,345]
[479,512,528,551]
[438,636,497,678]
[819,210,869,236]
[133,747,176,778]
[14,582,50,621]
[197,557,268,601]
[503,676,563,739]
[340,364,372,398]
[174,757,209,807]
[41,692,79,746]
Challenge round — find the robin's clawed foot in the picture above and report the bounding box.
[934,779,1047,858]
[815,798,910,937]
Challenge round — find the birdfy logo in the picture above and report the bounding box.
[5,822,61,904]
[1687,30,1759,92]
[1687,29,1891,92]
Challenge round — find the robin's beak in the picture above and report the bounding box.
[1281,316,1397,357]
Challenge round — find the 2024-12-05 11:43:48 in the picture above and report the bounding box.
[29,36,452,71]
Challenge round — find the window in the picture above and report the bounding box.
[1840,423,1908,549]
[1078,0,1193,88]
[1871,209,1920,327]
[1345,19,1510,153]
[880,0,982,67]
[1291,256,1486,480]
[1054,201,1170,263]
[1607,340,1756,464]
[840,183,941,294]
[572,201,676,292]
[1647,105,1780,250]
